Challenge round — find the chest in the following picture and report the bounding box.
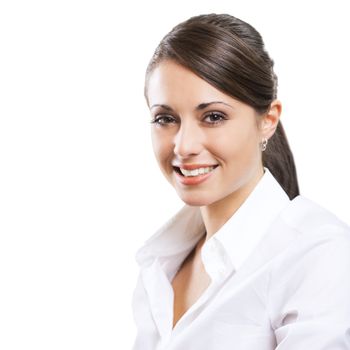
[134,251,276,349]
[171,250,211,328]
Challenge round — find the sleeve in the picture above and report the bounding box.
[269,232,350,349]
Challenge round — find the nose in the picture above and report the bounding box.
[173,121,203,158]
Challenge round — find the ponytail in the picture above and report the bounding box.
[263,122,299,199]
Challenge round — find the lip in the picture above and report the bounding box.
[172,163,218,170]
[173,165,218,186]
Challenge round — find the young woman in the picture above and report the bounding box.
[132,14,350,349]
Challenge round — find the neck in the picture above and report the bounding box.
[200,167,264,241]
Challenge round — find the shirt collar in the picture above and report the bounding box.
[135,205,205,267]
[135,168,290,271]
[212,167,290,270]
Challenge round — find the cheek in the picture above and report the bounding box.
[209,125,259,160]
[151,130,172,164]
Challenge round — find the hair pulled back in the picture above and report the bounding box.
[145,13,299,200]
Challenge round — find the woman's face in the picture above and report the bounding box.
[146,60,267,207]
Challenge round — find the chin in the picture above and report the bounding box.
[177,192,216,207]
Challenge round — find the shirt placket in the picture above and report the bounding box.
[168,238,235,340]
[141,259,175,342]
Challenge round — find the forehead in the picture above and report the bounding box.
[146,60,233,108]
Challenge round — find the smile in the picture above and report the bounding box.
[173,165,219,185]
[178,166,216,177]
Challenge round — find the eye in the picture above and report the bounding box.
[203,112,227,125]
[150,115,177,126]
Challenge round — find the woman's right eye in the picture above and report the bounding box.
[150,115,176,125]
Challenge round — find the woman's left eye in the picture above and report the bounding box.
[203,112,227,124]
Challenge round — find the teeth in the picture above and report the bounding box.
[179,166,215,177]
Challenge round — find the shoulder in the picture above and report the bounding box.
[270,195,350,288]
[269,195,350,283]
[269,196,350,319]
[279,195,350,240]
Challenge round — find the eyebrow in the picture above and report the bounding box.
[150,101,235,111]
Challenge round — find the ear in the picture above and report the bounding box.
[259,100,282,140]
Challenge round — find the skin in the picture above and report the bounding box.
[145,60,282,327]
[146,59,282,239]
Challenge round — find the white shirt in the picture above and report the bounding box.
[131,168,350,349]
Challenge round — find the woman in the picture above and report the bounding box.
[132,13,350,349]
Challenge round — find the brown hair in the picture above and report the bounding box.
[144,13,300,200]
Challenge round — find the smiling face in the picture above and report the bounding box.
[146,60,273,207]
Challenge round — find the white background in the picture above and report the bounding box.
[0,0,349,349]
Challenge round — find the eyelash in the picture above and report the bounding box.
[204,112,227,124]
[150,112,227,126]
[150,115,176,125]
